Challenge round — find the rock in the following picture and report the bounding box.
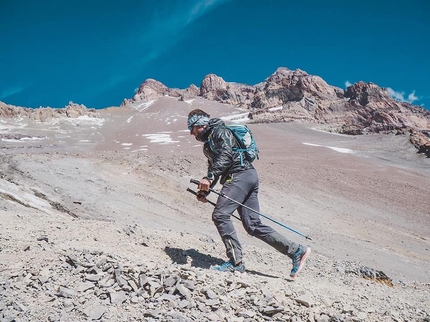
[57,286,77,298]
[295,292,314,307]
[238,309,256,318]
[315,314,330,322]
[143,310,162,318]
[121,79,187,106]
[85,274,103,282]
[176,283,192,300]
[206,313,222,321]
[113,268,127,287]
[109,291,127,304]
[356,311,368,320]
[261,306,284,315]
[76,281,95,292]
[205,288,217,299]
[83,305,106,320]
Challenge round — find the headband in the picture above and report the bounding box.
[187,115,210,130]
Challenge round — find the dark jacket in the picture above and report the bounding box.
[198,118,254,184]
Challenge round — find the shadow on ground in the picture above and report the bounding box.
[164,246,280,279]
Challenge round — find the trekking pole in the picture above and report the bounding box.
[186,188,241,221]
[190,179,312,240]
[186,188,217,207]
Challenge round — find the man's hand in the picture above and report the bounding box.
[198,178,212,192]
[196,190,208,203]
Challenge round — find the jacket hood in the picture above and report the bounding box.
[197,118,225,142]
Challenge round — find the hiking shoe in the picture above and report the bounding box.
[210,261,245,273]
[290,246,311,278]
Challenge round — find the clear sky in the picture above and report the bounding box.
[1,0,429,109]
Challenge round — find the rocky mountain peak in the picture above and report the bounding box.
[345,81,392,106]
[199,74,228,100]
[121,79,199,106]
[266,67,307,82]
[131,79,169,102]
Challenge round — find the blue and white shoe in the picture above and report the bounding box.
[210,261,245,273]
[290,246,311,277]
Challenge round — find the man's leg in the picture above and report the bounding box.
[239,187,300,258]
[238,168,310,264]
[212,181,247,265]
[237,170,310,276]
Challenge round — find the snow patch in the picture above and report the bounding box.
[131,100,155,111]
[221,113,250,123]
[1,136,47,142]
[303,142,353,154]
[127,100,156,123]
[142,133,179,144]
[268,106,283,112]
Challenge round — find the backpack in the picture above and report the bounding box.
[209,124,259,165]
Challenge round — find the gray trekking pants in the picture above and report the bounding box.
[212,168,299,265]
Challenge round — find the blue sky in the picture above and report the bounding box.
[1,0,429,109]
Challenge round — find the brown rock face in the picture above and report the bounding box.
[180,84,200,101]
[200,74,228,100]
[121,79,199,106]
[199,74,255,107]
[344,81,392,106]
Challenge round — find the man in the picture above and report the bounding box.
[188,109,310,277]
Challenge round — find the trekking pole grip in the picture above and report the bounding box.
[190,178,219,195]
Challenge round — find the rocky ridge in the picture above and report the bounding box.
[123,67,430,157]
[0,101,99,121]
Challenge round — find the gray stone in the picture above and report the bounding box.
[148,281,162,296]
[85,274,103,282]
[315,314,330,322]
[178,299,190,308]
[76,281,95,292]
[127,279,139,292]
[261,306,284,315]
[98,276,116,288]
[130,295,139,303]
[63,299,74,308]
[205,299,219,307]
[238,310,256,318]
[182,280,195,291]
[163,275,179,287]
[356,312,368,320]
[143,310,162,318]
[57,286,77,298]
[205,288,217,299]
[83,305,106,320]
[176,283,192,300]
[38,274,50,284]
[207,313,222,321]
[109,291,127,304]
[295,293,314,307]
